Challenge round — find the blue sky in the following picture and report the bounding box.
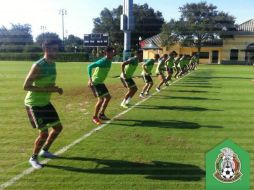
[0,0,253,40]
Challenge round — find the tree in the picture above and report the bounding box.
[160,19,179,47]
[0,24,33,45]
[35,32,63,50]
[161,2,236,63]
[64,34,84,52]
[133,3,164,48]
[92,3,164,50]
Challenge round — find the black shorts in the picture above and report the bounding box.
[25,103,61,131]
[120,77,136,88]
[91,83,109,97]
[167,68,174,74]
[142,74,153,84]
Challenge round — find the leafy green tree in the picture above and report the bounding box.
[93,3,164,50]
[64,34,83,52]
[0,24,33,45]
[161,2,236,62]
[35,32,62,50]
[0,24,33,52]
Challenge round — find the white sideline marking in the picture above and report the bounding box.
[0,72,191,190]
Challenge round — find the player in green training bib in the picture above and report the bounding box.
[87,46,115,125]
[165,51,177,84]
[24,39,63,169]
[120,50,143,108]
[139,54,160,98]
[155,54,168,92]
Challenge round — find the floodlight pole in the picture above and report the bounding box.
[121,0,134,61]
[59,9,67,48]
[40,26,46,41]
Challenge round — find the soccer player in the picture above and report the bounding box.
[174,54,183,79]
[165,51,177,84]
[139,54,160,98]
[178,55,191,77]
[155,54,168,92]
[190,54,198,70]
[24,39,63,169]
[87,46,115,125]
[120,50,143,108]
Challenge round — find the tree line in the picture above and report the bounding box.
[0,2,236,56]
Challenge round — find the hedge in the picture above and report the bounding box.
[0,52,90,62]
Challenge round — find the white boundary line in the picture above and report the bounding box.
[0,72,191,190]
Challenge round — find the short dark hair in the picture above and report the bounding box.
[42,39,60,50]
[154,54,160,59]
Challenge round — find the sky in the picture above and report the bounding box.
[0,0,253,40]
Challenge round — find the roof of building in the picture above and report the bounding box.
[238,19,254,32]
[140,34,162,48]
[141,19,254,47]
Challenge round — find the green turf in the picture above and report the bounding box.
[0,61,254,189]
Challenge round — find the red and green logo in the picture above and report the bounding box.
[213,147,242,183]
[206,139,250,190]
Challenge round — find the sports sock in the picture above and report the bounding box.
[126,97,131,104]
[32,154,38,159]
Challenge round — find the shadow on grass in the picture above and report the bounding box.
[45,157,205,181]
[173,84,221,88]
[154,95,221,101]
[134,105,222,112]
[168,89,211,93]
[111,119,223,129]
[189,76,253,80]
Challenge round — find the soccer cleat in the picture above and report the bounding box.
[39,150,57,158]
[92,116,102,125]
[155,87,160,92]
[139,93,146,98]
[120,102,129,109]
[29,157,43,169]
[165,82,169,86]
[99,113,110,120]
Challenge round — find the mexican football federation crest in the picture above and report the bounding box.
[214,147,242,183]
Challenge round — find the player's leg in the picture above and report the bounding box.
[146,82,153,95]
[99,94,111,120]
[29,129,49,169]
[121,78,137,107]
[36,103,63,158]
[92,97,103,124]
[40,124,63,158]
[141,75,153,97]
[26,106,48,169]
[90,84,108,124]
[164,69,171,85]
[156,74,165,92]
[140,83,149,98]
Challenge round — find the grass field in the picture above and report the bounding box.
[0,61,254,189]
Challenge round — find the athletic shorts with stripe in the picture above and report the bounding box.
[25,103,61,131]
[120,77,136,88]
[90,83,110,98]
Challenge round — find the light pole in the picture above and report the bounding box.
[40,26,46,33]
[40,26,46,41]
[121,0,134,61]
[59,9,67,48]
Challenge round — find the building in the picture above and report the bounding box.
[141,19,254,64]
